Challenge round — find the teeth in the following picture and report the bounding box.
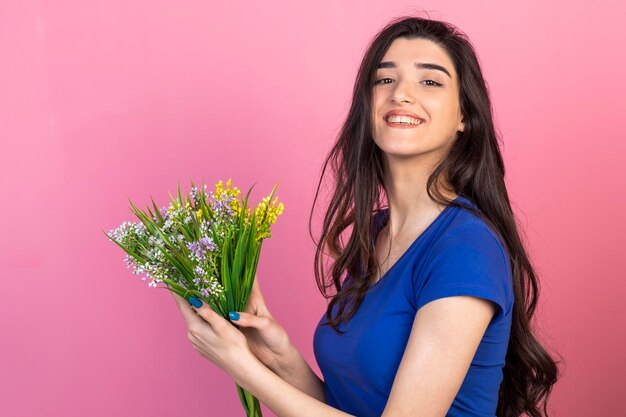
[387,115,423,125]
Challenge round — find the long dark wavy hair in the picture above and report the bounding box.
[307,15,562,417]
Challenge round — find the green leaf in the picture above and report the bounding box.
[230,226,249,309]
[151,195,164,224]
[178,180,183,207]
[189,176,196,202]
[144,203,155,221]
[163,278,189,296]
[128,197,160,234]
[237,212,260,307]
[221,230,235,311]
[259,181,279,225]
[102,228,148,264]
[167,189,179,210]
[236,384,251,414]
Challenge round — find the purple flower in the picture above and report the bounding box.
[200,220,211,234]
[185,237,216,262]
[210,196,236,218]
[190,184,208,206]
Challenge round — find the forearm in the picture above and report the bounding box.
[271,344,326,403]
[230,352,354,417]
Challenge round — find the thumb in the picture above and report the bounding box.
[228,311,271,330]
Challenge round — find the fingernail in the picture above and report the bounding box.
[229,311,240,321]
[189,297,203,308]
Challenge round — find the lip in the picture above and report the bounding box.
[384,109,425,128]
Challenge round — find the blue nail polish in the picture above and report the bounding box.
[189,297,203,308]
[229,311,240,321]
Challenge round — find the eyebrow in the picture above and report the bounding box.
[376,61,452,78]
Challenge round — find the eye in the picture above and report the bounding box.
[374,78,442,87]
[374,78,393,85]
[421,80,442,87]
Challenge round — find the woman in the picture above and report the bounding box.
[171,16,561,417]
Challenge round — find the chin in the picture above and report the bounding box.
[375,138,423,153]
[379,141,448,160]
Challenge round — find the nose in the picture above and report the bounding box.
[390,78,415,104]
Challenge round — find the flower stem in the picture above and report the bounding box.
[236,383,263,417]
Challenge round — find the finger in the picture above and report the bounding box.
[188,297,228,332]
[252,273,261,292]
[170,290,190,307]
[170,291,209,329]
[171,292,195,318]
[250,275,270,309]
[170,291,189,313]
[228,311,271,330]
[170,291,187,306]
[250,291,274,319]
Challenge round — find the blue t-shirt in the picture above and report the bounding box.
[313,196,514,417]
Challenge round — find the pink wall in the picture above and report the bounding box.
[1,1,624,416]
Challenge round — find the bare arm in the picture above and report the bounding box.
[229,351,352,417]
[229,275,326,402]
[170,290,349,417]
[270,343,326,403]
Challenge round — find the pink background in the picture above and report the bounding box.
[1,1,624,416]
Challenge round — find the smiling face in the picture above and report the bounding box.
[371,37,465,162]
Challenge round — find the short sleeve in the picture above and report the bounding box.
[415,222,512,319]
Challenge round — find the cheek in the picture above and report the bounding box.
[371,95,385,124]
[425,97,459,125]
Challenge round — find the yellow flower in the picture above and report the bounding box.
[253,192,285,239]
[215,180,224,199]
[214,178,242,215]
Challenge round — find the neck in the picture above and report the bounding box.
[381,154,457,237]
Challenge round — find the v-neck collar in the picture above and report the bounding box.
[370,195,466,289]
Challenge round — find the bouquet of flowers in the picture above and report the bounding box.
[104,178,284,417]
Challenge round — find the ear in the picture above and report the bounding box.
[457,115,465,133]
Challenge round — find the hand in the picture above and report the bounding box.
[230,274,294,373]
[170,291,253,379]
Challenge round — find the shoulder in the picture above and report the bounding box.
[415,199,514,317]
[433,196,509,262]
